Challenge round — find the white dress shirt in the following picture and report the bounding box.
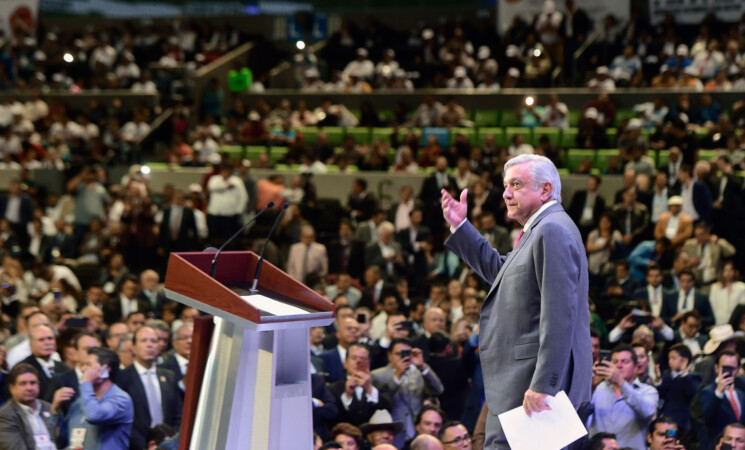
[133,360,163,426]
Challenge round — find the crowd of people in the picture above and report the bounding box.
[289,1,745,91]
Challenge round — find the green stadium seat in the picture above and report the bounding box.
[346,165,359,173]
[268,147,288,163]
[476,127,504,146]
[348,109,361,120]
[146,162,171,171]
[220,145,244,160]
[595,149,619,171]
[326,165,339,173]
[371,127,394,144]
[473,109,499,127]
[346,127,372,144]
[557,168,570,176]
[565,149,596,172]
[530,127,561,147]
[615,109,636,127]
[561,128,579,148]
[450,128,476,145]
[568,110,581,127]
[657,149,669,168]
[606,128,617,146]
[323,127,345,146]
[378,110,394,122]
[274,164,289,170]
[695,128,709,139]
[505,127,532,145]
[245,146,266,161]
[297,127,319,145]
[698,149,719,161]
[499,110,520,127]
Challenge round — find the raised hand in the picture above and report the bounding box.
[441,188,468,228]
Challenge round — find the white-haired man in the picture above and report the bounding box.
[441,154,592,449]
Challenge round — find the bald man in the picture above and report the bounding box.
[411,434,444,450]
[412,307,447,362]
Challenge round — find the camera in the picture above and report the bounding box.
[665,429,677,438]
[399,349,411,359]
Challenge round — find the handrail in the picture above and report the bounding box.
[574,27,601,61]
[268,39,328,88]
[134,107,173,161]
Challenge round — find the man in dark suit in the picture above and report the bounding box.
[103,275,150,325]
[427,331,468,422]
[327,344,390,427]
[695,349,745,450]
[347,178,377,223]
[419,156,457,250]
[678,162,713,226]
[136,270,168,319]
[46,331,102,413]
[397,208,431,294]
[567,174,606,241]
[0,363,60,448]
[157,190,198,254]
[327,219,365,278]
[712,156,745,268]
[0,179,33,244]
[478,212,512,255]
[359,265,395,312]
[632,264,668,317]
[20,324,70,400]
[159,322,191,395]
[604,259,643,302]
[657,344,701,436]
[116,326,182,450]
[660,270,715,328]
[441,154,592,448]
[48,218,77,261]
[611,186,650,251]
[561,0,592,81]
[365,221,404,281]
[319,317,360,383]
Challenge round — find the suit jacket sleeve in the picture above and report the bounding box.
[422,367,445,396]
[698,386,724,423]
[0,406,32,450]
[445,220,505,284]
[530,221,585,396]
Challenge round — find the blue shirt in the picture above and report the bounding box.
[588,379,658,450]
[67,382,134,450]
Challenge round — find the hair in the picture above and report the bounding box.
[679,163,693,176]
[695,221,711,233]
[630,340,647,351]
[173,322,194,338]
[344,343,370,360]
[389,338,413,353]
[377,221,395,236]
[336,304,354,316]
[648,416,678,436]
[8,363,39,386]
[146,319,170,336]
[329,423,363,446]
[88,347,121,381]
[74,331,102,350]
[117,333,134,352]
[133,325,156,344]
[428,331,451,355]
[587,432,617,450]
[590,330,600,339]
[678,269,696,282]
[589,174,602,186]
[669,343,692,362]
[503,154,562,202]
[146,424,176,447]
[717,349,740,366]
[611,344,638,366]
[415,404,446,426]
[353,178,367,190]
[682,310,701,323]
[615,259,630,270]
[25,310,49,327]
[126,311,145,322]
[121,274,139,288]
[438,420,465,442]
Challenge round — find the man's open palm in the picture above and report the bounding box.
[441,188,468,228]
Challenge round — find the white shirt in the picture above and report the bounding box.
[394,199,414,232]
[336,345,347,366]
[340,384,380,409]
[17,401,55,450]
[4,196,20,223]
[541,103,569,129]
[133,360,163,426]
[681,334,703,357]
[664,214,680,240]
[174,352,189,375]
[680,182,699,221]
[120,294,138,317]
[206,174,248,216]
[647,285,664,317]
[651,188,668,223]
[677,289,695,313]
[710,281,745,325]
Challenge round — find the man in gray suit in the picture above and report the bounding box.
[371,338,444,448]
[0,363,68,450]
[441,154,592,448]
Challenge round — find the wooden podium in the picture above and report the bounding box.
[164,251,334,450]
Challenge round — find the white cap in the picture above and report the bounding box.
[659,65,670,74]
[477,46,490,60]
[304,68,320,78]
[422,28,434,40]
[208,153,222,165]
[454,66,467,78]
[248,111,261,121]
[508,67,520,78]
[676,44,689,56]
[506,45,519,57]
[596,66,609,75]
[584,107,599,120]
[683,65,698,76]
[188,183,203,193]
[357,48,368,57]
[627,118,642,130]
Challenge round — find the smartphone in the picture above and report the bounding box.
[65,317,88,329]
[53,289,62,304]
[395,320,414,331]
[599,350,612,363]
[357,313,366,324]
[399,349,411,359]
[722,365,737,378]
[722,443,733,450]
[665,429,677,438]
[100,367,110,379]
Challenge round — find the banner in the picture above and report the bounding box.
[0,0,39,36]
[39,0,248,18]
[649,0,745,25]
[497,0,630,34]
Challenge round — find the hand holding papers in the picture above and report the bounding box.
[498,391,587,450]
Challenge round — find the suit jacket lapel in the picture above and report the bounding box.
[157,369,169,422]
[12,402,37,449]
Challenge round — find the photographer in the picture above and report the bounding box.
[371,338,444,448]
[695,350,745,450]
[647,417,686,450]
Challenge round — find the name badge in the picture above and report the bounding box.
[33,435,56,450]
[70,427,87,449]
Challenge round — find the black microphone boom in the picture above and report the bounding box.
[251,201,289,292]
[210,201,275,278]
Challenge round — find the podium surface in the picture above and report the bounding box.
[164,251,334,450]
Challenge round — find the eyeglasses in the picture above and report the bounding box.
[442,434,470,445]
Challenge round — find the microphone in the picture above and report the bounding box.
[210,201,275,278]
[251,201,289,292]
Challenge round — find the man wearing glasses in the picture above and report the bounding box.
[439,421,471,449]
